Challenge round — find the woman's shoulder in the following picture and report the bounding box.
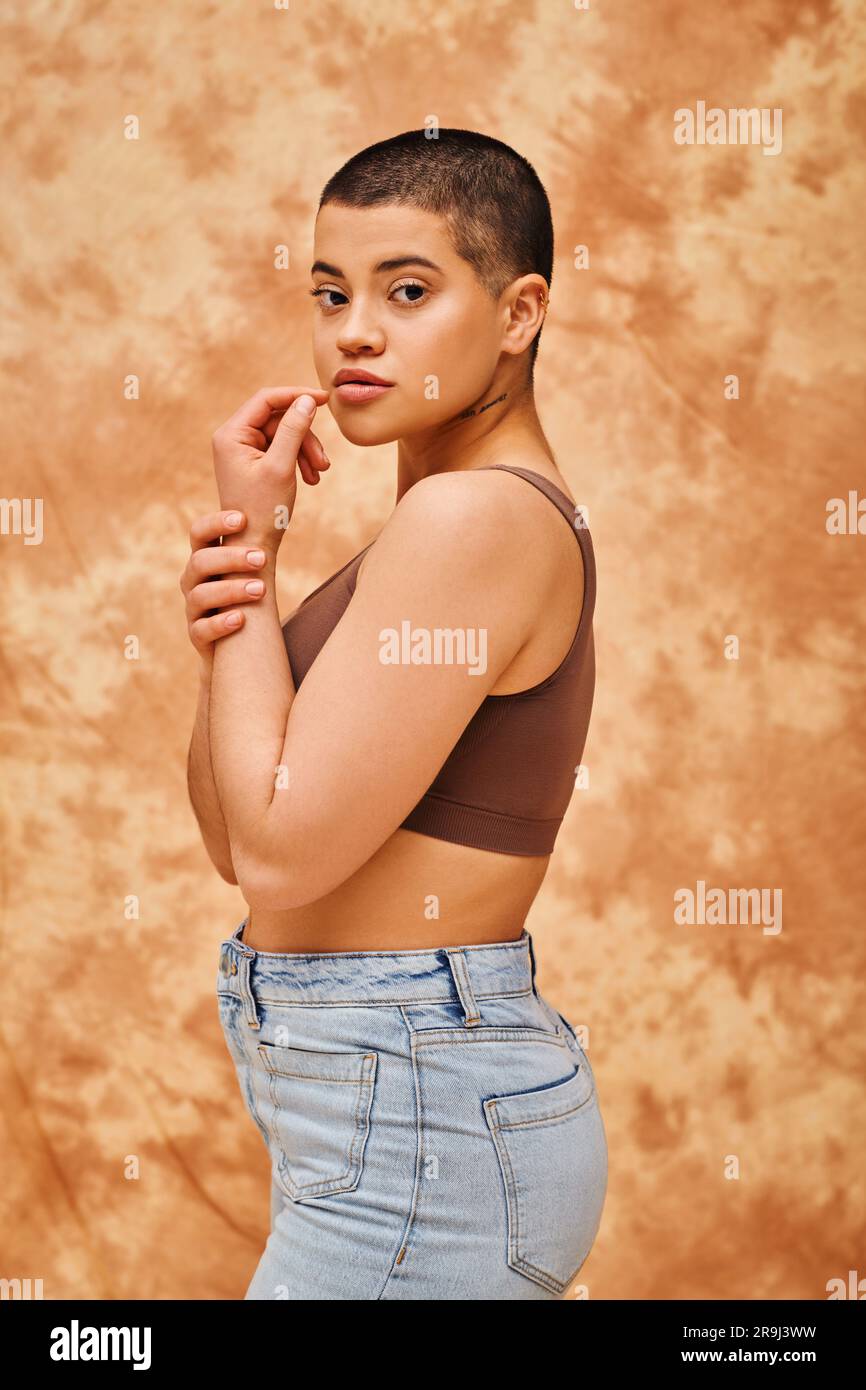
[389,463,567,554]
[399,457,576,513]
[355,461,578,612]
[478,459,577,511]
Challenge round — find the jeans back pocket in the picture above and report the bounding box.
[256,1041,378,1203]
[484,1060,608,1295]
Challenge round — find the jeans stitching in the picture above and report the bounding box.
[485,1113,572,1296]
[265,1056,377,1201]
[412,1027,568,1049]
[375,1006,421,1300]
[219,987,537,1009]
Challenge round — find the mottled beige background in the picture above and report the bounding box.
[1,0,864,1301]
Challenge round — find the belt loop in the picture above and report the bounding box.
[526,930,539,994]
[233,918,260,1030]
[236,952,261,1029]
[232,917,255,951]
[444,949,480,1027]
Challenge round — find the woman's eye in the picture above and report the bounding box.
[391,281,427,305]
[309,286,347,310]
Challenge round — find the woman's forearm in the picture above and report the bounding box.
[187,663,238,884]
[208,551,297,884]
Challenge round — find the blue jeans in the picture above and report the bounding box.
[216,918,608,1300]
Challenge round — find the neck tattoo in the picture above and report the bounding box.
[457,391,508,421]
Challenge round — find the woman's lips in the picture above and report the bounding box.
[334,381,394,404]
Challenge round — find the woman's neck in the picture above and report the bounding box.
[395,378,551,504]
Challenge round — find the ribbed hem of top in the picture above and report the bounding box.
[399,793,560,857]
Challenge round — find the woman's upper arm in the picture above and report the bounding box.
[252,473,547,907]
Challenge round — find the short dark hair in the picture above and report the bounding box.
[318,128,554,380]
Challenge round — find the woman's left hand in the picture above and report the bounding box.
[211,385,332,555]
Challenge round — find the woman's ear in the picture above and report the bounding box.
[502,276,549,358]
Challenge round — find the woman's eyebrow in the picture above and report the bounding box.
[310,255,443,277]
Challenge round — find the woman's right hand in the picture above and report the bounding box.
[181,508,269,670]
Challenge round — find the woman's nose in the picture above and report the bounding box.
[334,300,385,353]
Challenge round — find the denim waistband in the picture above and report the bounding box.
[217,917,540,1018]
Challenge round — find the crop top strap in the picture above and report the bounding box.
[479,463,587,537]
[477,464,596,652]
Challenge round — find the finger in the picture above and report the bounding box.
[189,509,246,550]
[267,414,328,485]
[301,429,329,471]
[263,414,329,471]
[297,436,322,486]
[216,387,330,448]
[189,544,268,581]
[253,404,331,492]
[190,610,247,649]
[265,394,321,474]
[299,434,330,485]
[296,451,315,486]
[188,575,266,618]
[261,411,286,445]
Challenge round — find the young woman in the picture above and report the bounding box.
[182,129,608,1300]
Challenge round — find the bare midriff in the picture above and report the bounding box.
[242,831,550,953]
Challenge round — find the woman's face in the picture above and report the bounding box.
[310,202,508,446]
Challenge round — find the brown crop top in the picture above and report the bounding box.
[281,465,596,856]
